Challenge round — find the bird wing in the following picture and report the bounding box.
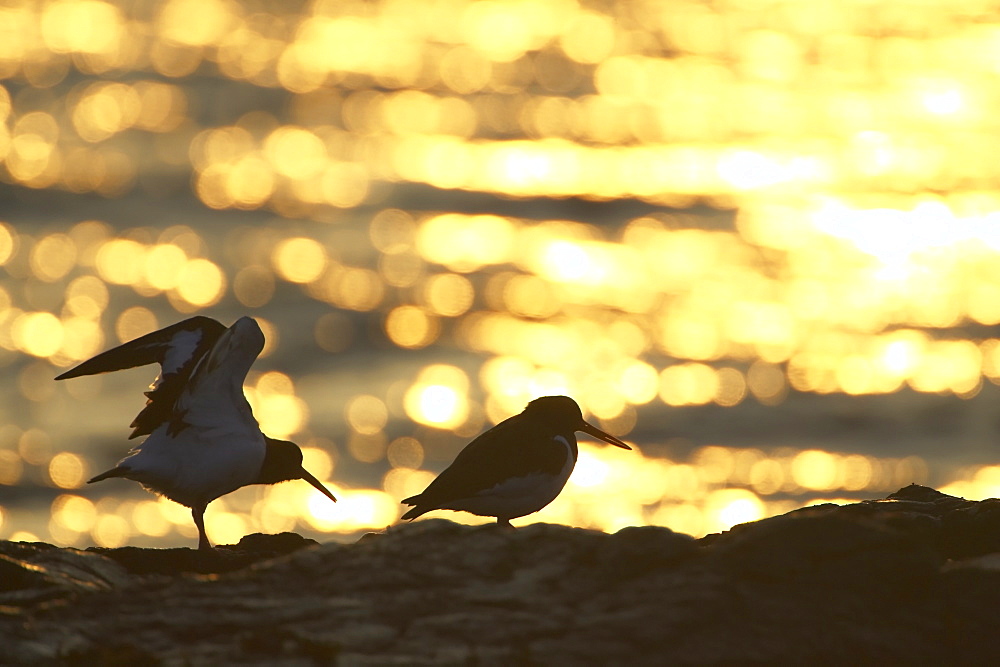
[55,316,227,439]
[171,316,264,431]
[402,413,570,510]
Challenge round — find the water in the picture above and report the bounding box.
[1,0,999,548]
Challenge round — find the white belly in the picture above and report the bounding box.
[115,424,266,508]
[443,435,576,520]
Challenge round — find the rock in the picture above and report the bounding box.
[86,531,319,575]
[2,486,1000,663]
[0,540,131,606]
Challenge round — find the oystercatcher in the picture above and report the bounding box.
[401,395,631,527]
[56,315,337,550]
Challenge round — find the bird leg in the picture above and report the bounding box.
[192,504,212,551]
[496,517,514,530]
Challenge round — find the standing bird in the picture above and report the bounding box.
[56,316,337,550]
[401,395,631,528]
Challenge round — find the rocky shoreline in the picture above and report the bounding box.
[3,484,1000,664]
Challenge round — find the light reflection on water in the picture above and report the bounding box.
[1,0,1000,547]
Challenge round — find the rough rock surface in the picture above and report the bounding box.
[3,485,1000,664]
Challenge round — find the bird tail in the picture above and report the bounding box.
[88,467,130,484]
[400,495,430,521]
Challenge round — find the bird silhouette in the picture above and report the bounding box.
[401,395,631,528]
[56,316,336,550]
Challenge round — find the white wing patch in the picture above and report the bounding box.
[162,329,205,375]
[145,328,205,394]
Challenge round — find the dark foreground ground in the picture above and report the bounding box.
[3,485,1000,664]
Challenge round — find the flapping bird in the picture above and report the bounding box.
[56,316,337,550]
[401,395,631,528]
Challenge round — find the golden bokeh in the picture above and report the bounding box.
[132,501,171,538]
[404,365,471,430]
[5,0,1000,546]
[248,372,308,439]
[301,446,334,481]
[346,394,388,436]
[386,436,424,470]
[233,265,275,308]
[273,237,327,284]
[422,273,475,318]
[48,452,87,489]
[14,312,64,358]
[115,306,158,343]
[51,494,97,534]
[92,513,129,548]
[176,258,226,307]
[385,305,439,349]
[0,450,23,485]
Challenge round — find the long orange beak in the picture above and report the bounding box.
[579,421,632,450]
[299,467,338,502]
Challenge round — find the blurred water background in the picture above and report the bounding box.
[2,0,1000,548]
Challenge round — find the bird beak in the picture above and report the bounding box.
[579,421,632,450]
[299,467,338,502]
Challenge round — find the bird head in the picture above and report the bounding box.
[524,396,632,449]
[258,437,338,502]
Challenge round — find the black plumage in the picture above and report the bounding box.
[56,316,226,439]
[401,396,631,527]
